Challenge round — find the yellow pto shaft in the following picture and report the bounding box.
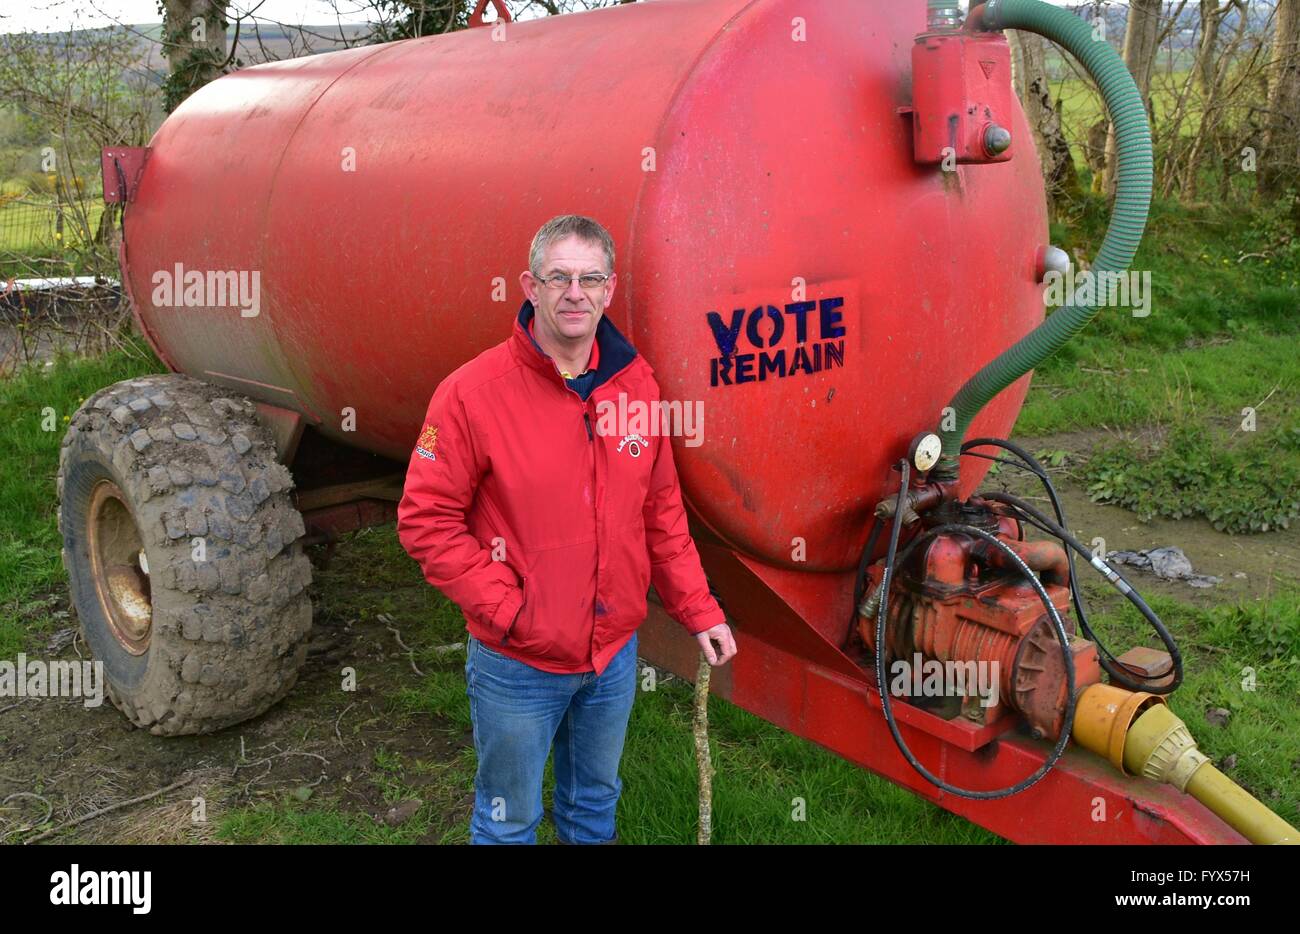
[1073,683,1298,845]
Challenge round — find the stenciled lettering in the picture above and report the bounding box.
[707,296,847,387]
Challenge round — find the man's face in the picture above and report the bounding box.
[520,235,617,346]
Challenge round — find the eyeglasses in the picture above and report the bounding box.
[535,272,611,291]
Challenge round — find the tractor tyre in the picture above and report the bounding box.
[57,373,312,735]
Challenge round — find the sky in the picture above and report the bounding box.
[2,0,1104,35]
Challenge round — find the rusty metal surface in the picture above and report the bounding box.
[86,480,152,656]
[300,499,397,541]
[859,519,1101,741]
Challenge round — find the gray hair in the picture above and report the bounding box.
[528,214,615,277]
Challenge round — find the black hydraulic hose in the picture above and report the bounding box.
[999,502,1158,682]
[872,461,1077,799]
[982,489,1183,691]
[979,489,1184,693]
[962,439,1097,650]
[961,438,1166,685]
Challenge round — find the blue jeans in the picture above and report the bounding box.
[464,630,638,844]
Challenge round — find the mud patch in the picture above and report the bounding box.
[989,429,1299,612]
[0,540,477,844]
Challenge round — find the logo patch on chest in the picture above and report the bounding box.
[616,433,649,458]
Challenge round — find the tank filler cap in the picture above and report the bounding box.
[926,3,963,31]
[909,433,943,473]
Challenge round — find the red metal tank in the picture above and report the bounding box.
[120,0,1046,573]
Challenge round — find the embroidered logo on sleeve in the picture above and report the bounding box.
[415,424,439,461]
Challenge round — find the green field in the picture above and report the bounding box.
[1049,67,1269,193]
[0,199,107,247]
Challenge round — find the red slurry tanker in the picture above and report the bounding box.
[67,0,1296,844]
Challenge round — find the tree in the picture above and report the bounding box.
[159,1,232,113]
[155,0,642,108]
[0,24,157,263]
[1008,29,1081,207]
[1103,0,1162,198]
[1261,0,1300,197]
[1196,0,1231,94]
[364,0,640,43]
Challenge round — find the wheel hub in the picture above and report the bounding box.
[86,480,152,655]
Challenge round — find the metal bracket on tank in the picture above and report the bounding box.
[252,401,306,465]
[468,0,512,27]
[101,147,149,203]
[910,30,1015,166]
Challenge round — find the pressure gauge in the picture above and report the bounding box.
[909,432,942,473]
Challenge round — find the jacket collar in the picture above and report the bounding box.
[529,316,599,374]
[511,299,639,393]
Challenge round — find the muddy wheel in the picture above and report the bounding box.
[57,373,312,735]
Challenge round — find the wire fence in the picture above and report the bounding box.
[0,185,129,376]
[0,192,113,275]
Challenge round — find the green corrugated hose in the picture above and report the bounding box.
[934,0,1153,473]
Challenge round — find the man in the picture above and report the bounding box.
[396,214,737,845]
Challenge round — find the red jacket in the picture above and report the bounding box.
[396,299,725,675]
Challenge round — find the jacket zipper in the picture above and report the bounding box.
[582,401,599,624]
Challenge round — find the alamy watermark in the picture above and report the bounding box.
[1043,268,1152,317]
[50,864,151,914]
[593,391,704,449]
[1,655,104,708]
[151,262,261,317]
[888,653,1000,708]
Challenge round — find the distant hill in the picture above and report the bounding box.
[115,23,377,80]
[2,22,377,86]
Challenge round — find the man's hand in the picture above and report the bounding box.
[695,623,737,667]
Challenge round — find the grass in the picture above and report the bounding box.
[1047,198,1298,350]
[220,796,443,844]
[218,741,481,844]
[0,338,163,656]
[1014,193,1300,537]
[1083,421,1300,533]
[1018,328,1297,436]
